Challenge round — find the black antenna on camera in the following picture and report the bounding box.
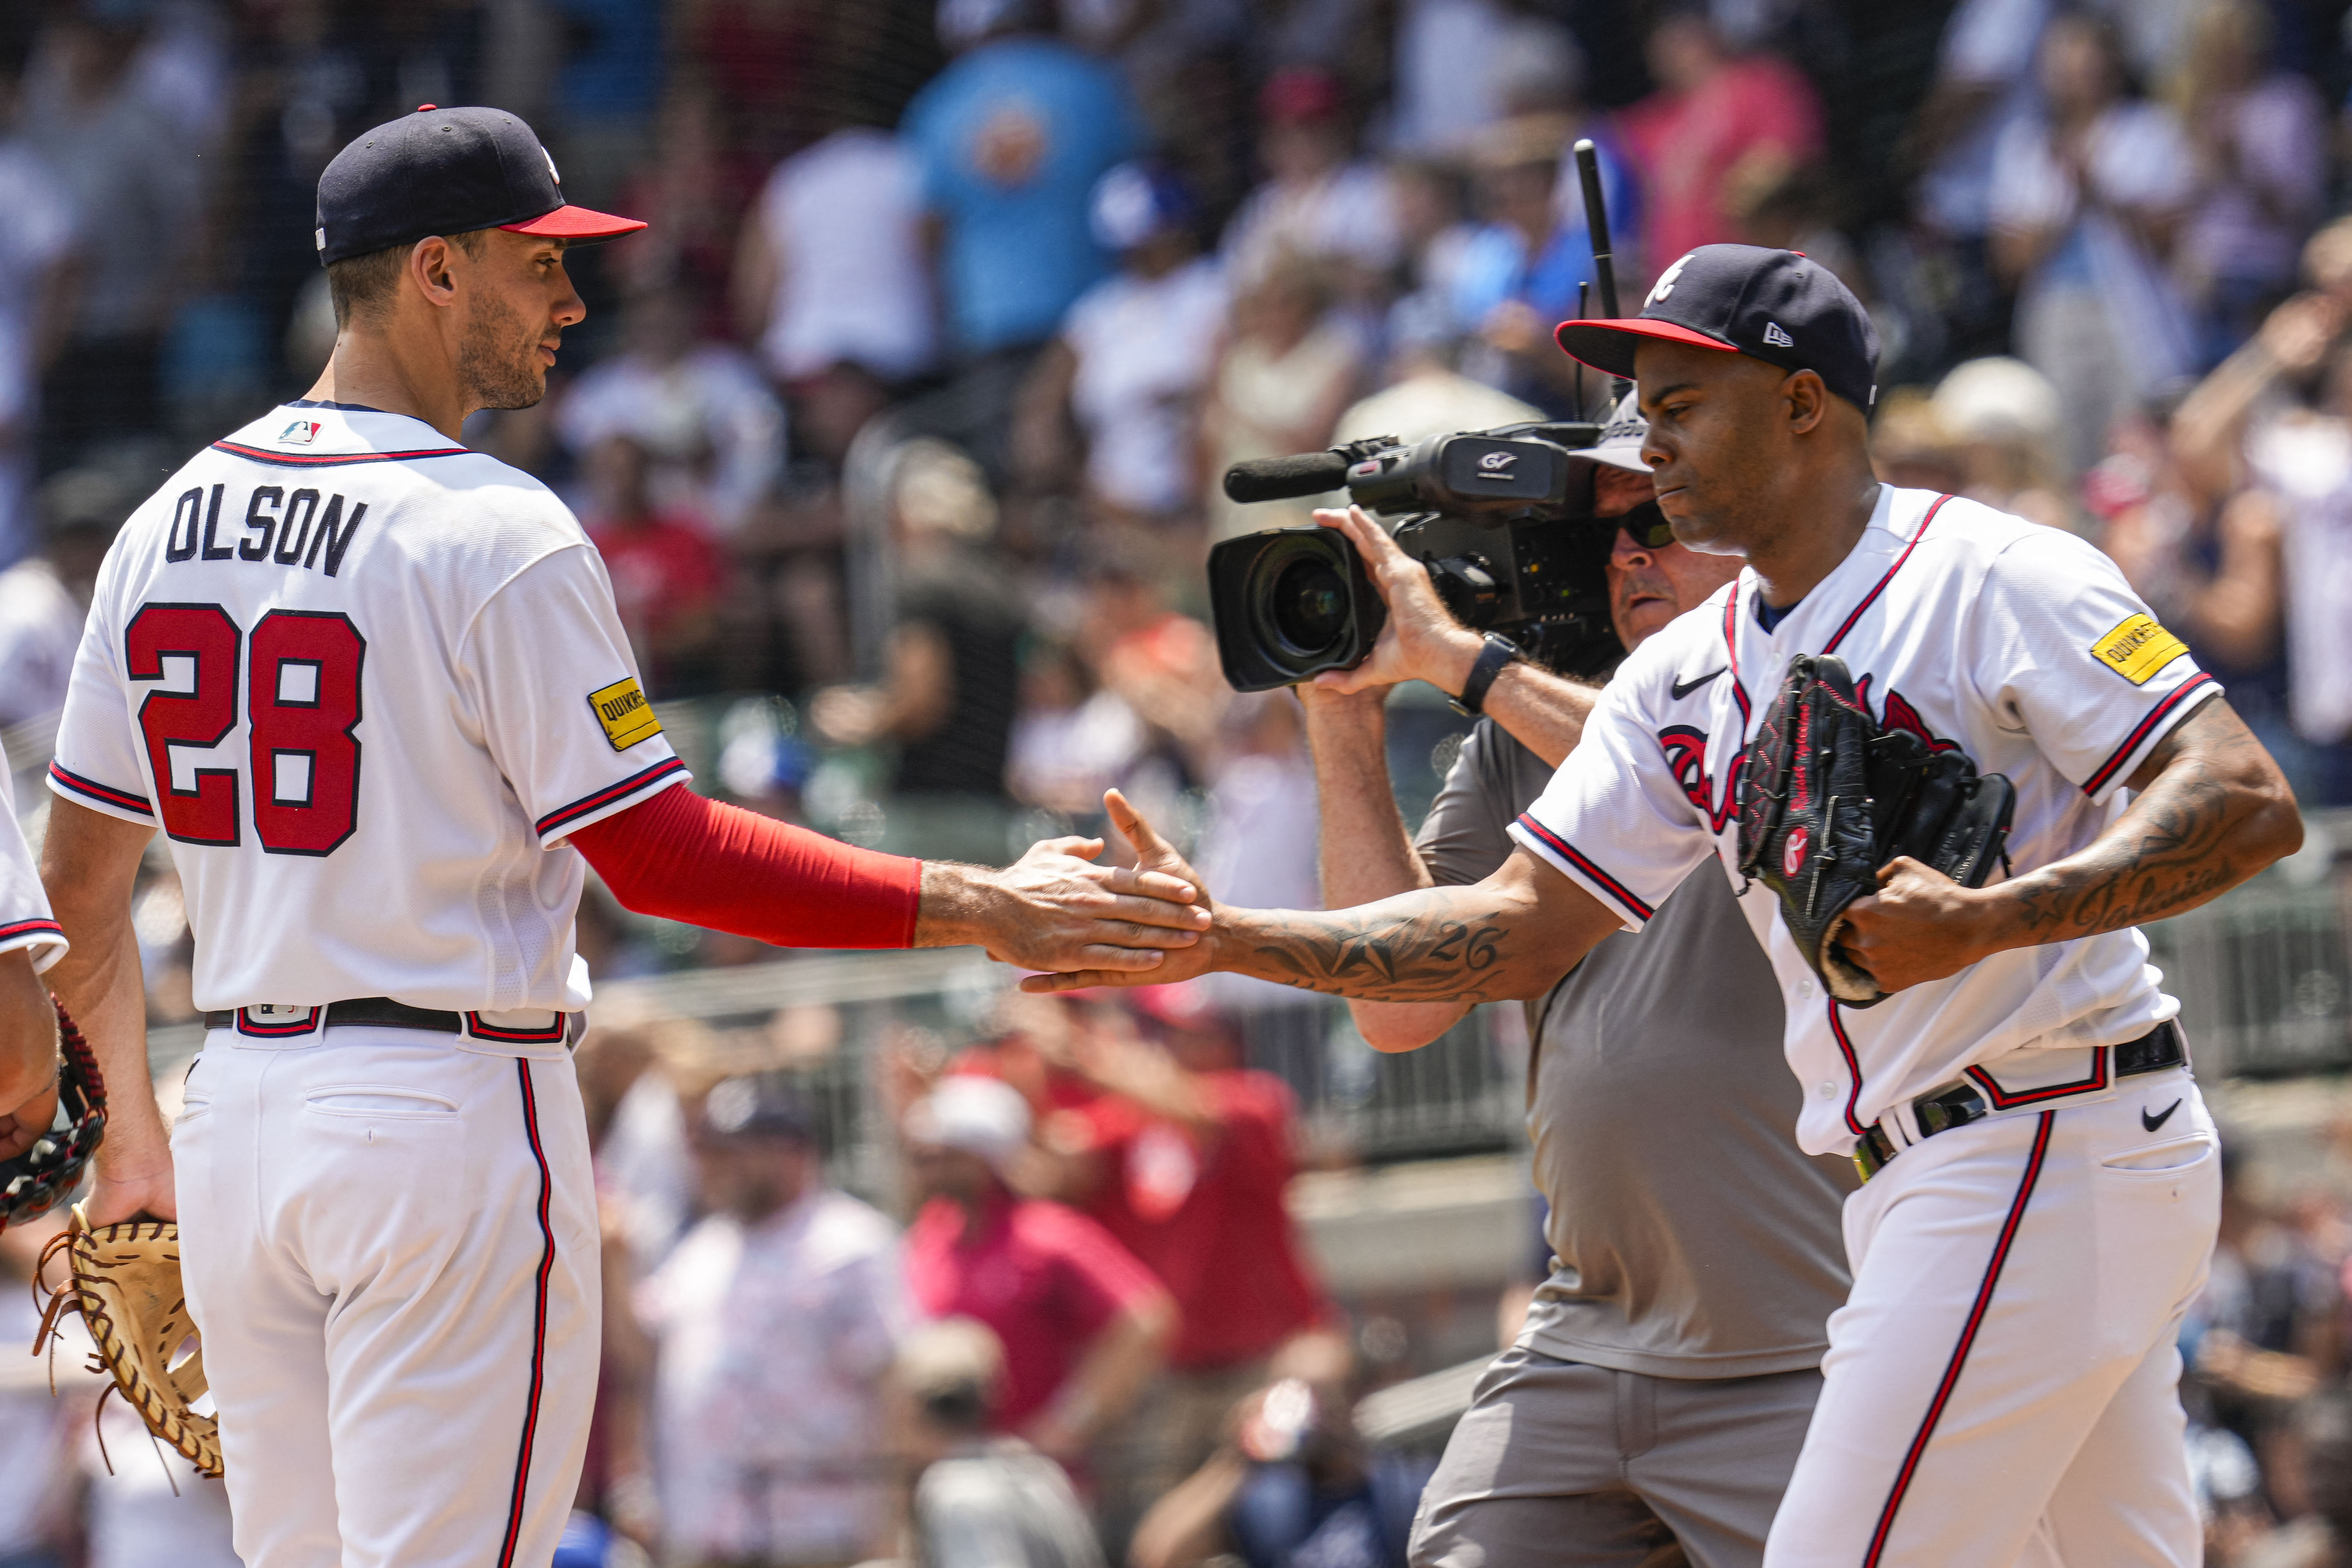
[1574,140,1620,321]
[1574,138,1630,406]
[1574,280,1589,420]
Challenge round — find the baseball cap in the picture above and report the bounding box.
[1554,245,1878,412]
[1090,162,1196,252]
[1565,390,1650,476]
[315,106,646,267]
[697,1077,814,1144]
[903,1074,1031,1174]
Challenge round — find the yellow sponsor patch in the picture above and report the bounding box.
[588,677,662,751]
[2090,614,2189,686]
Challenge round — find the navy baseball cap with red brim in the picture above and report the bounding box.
[316,105,646,266]
[1555,245,1879,412]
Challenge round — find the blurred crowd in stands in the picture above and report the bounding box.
[4,0,2352,1563]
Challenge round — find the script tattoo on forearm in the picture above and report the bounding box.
[1231,893,1519,1003]
[2003,708,2281,943]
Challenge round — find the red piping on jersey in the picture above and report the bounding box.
[48,763,153,817]
[496,1059,556,1568]
[1965,1050,2109,1110]
[570,782,922,950]
[1863,1112,2053,1567]
[2082,672,2218,798]
[0,918,63,948]
[534,757,689,837]
[1825,999,1869,1138]
[208,441,470,467]
[1821,494,1954,656]
[1510,813,1655,923]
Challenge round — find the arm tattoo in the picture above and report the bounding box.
[1229,890,1524,1003]
[2000,707,2289,943]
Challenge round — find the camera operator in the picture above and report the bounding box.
[1297,408,1856,1568]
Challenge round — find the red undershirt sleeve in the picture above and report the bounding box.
[567,782,922,950]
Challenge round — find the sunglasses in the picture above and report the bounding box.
[1614,499,1677,551]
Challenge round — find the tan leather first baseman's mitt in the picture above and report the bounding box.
[34,1206,223,1478]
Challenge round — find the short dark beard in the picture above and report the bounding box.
[456,286,547,412]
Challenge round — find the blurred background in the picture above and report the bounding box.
[4,0,2352,1564]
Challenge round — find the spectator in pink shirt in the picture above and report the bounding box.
[901,1075,1176,1467]
[1617,7,1826,286]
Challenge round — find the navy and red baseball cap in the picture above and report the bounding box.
[1555,245,1879,412]
[315,105,646,267]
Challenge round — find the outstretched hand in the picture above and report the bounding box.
[954,799,1210,976]
[1020,791,1220,993]
[1307,507,1483,697]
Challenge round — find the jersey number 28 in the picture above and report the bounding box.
[126,602,365,855]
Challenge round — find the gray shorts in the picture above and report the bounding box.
[1407,1348,1822,1568]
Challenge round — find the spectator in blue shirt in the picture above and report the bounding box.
[903,0,1146,362]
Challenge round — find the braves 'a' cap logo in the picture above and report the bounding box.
[1646,253,1695,307]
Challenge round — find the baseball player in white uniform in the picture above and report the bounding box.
[35,107,1206,1568]
[0,757,70,1165]
[1034,246,2307,1564]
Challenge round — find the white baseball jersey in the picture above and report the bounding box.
[48,402,688,1025]
[0,745,64,973]
[1512,486,2219,1157]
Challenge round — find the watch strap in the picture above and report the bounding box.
[1450,634,1524,716]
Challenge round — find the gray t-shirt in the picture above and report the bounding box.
[1416,720,1857,1379]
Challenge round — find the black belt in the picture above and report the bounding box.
[205,998,579,1045]
[1853,1021,2187,1182]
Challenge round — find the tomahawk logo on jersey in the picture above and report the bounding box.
[48,401,688,1028]
[1510,486,2219,1157]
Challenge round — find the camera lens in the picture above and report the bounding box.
[1269,554,1348,654]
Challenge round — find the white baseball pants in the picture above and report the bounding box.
[1764,1068,2218,1568]
[172,1027,599,1568]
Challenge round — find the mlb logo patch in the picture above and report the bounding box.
[278,419,322,445]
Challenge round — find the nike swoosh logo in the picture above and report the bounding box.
[1671,668,1727,700]
[2141,1099,2183,1132]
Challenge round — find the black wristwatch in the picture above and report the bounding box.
[1449,634,1525,717]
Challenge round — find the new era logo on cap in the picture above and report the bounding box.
[1555,245,1880,413]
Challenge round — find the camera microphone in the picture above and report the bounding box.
[1222,451,1353,504]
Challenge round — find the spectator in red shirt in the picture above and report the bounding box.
[901,1075,1175,1469]
[1617,7,1826,286]
[1039,982,1331,1548]
[582,435,729,697]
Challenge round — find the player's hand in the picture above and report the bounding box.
[0,1072,58,1163]
[1832,857,1998,995]
[955,800,1210,975]
[1309,506,1482,697]
[1022,791,1221,994]
[83,1155,178,1226]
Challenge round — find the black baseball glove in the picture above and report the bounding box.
[1736,654,2015,1007]
[0,1000,107,1233]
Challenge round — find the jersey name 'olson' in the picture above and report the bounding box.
[161,483,368,577]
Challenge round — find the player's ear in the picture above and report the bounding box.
[1783,369,1829,438]
[407,237,461,309]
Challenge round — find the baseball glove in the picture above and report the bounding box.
[34,1206,223,1479]
[1736,654,2015,1007]
[0,1000,107,1234]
